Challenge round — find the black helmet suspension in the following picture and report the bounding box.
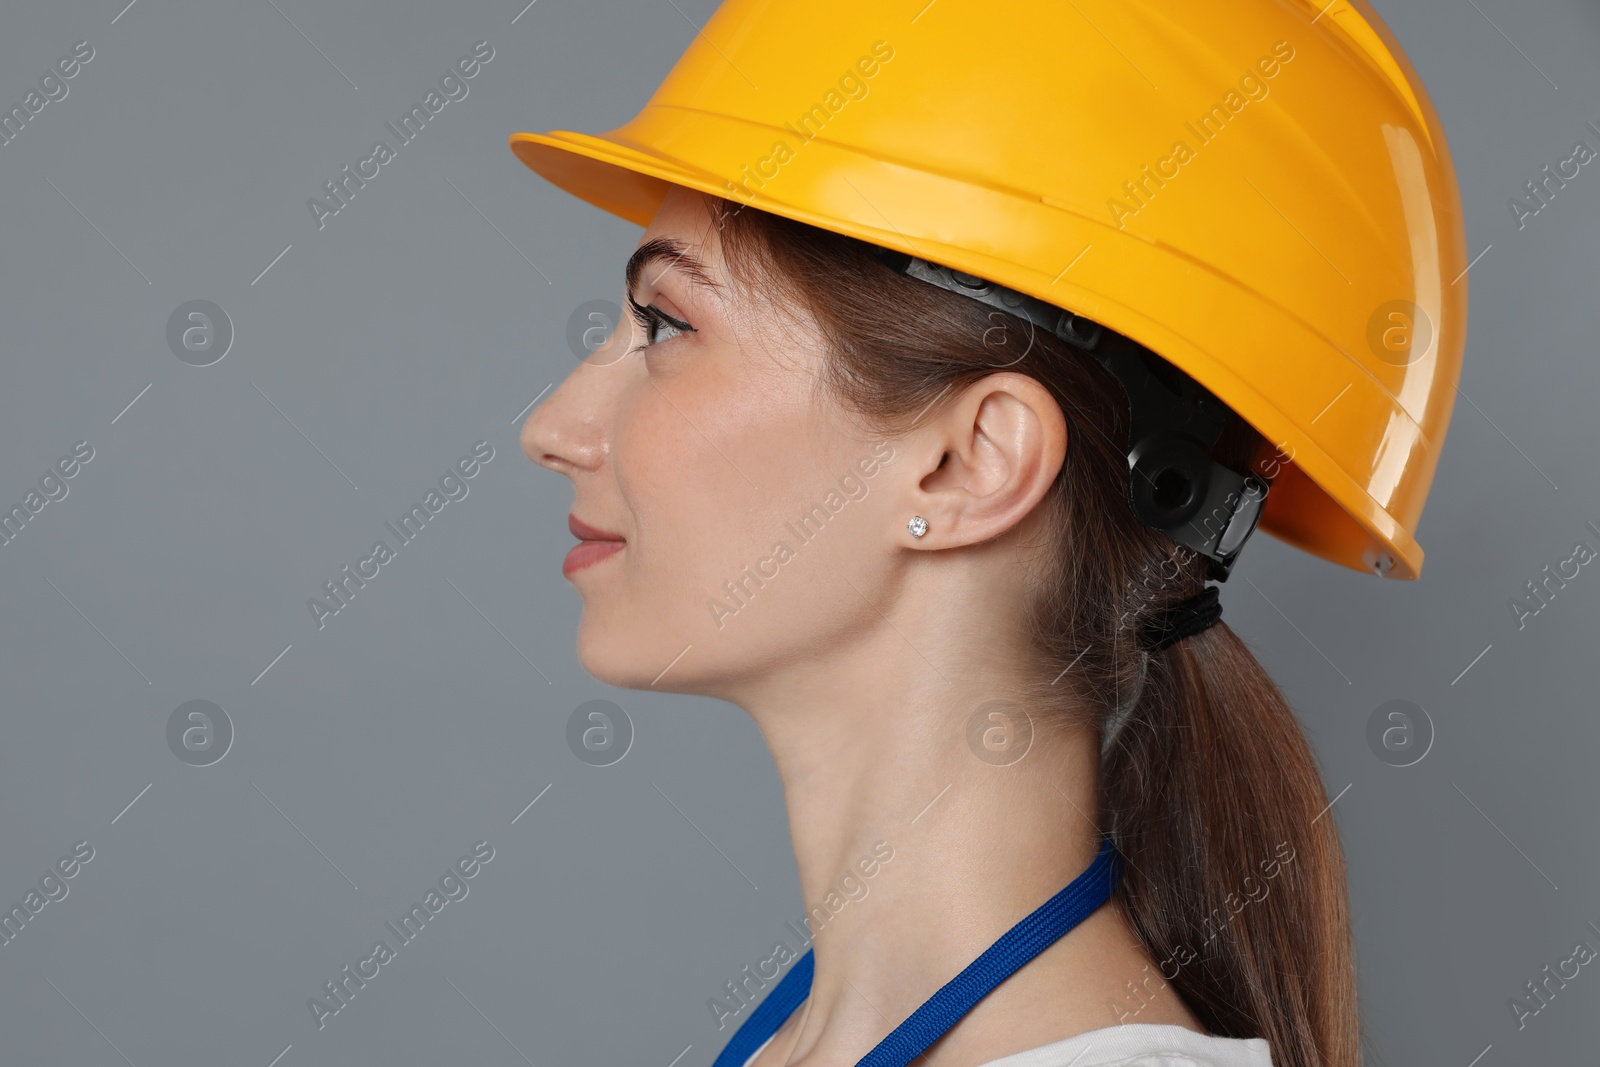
[867,245,1270,582]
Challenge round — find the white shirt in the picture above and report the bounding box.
[740,1023,1272,1067]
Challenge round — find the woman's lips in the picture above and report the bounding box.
[563,539,623,577]
[564,513,625,577]
[568,514,623,541]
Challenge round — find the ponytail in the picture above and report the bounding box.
[1100,622,1358,1067]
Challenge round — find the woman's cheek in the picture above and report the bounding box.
[612,395,720,600]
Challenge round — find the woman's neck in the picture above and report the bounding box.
[734,609,1202,1066]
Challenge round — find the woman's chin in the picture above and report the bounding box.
[574,617,731,695]
[574,621,620,682]
[576,618,672,690]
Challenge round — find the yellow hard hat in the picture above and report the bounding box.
[509,0,1467,580]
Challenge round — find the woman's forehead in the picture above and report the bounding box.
[638,187,727,269]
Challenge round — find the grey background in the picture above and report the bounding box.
[0,0,1595,1064]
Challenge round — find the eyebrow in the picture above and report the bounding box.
[624,237,722,300]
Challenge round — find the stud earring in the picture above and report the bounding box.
[907,516,929,538]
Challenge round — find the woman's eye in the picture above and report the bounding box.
[626,295,694,352]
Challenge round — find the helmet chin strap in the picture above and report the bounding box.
[867,245,1271,582]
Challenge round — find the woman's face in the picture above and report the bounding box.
[522,186,903,695]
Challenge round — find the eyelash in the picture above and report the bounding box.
[625,293,694,353]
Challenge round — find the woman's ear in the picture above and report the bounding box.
[899,372,1067,548]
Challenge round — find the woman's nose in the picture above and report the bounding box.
[521,331,625,476]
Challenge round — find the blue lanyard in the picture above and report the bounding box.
[711,835,1123,1067]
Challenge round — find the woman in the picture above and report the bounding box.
[511,2,1466,1065]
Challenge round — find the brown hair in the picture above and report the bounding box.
[706,195,1358,1067]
